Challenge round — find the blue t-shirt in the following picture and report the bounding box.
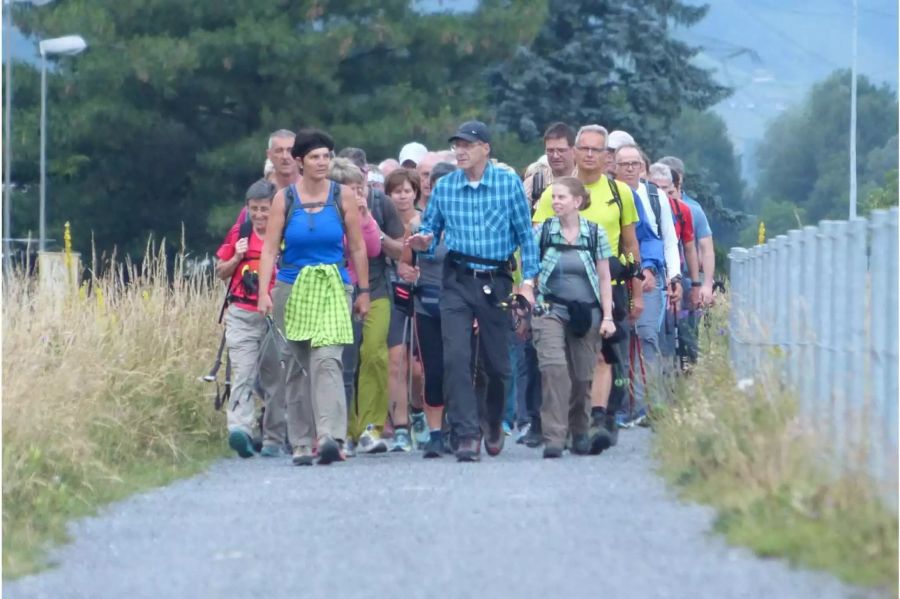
[632,187,665,274]
[277,182,350,285]
[681,193,712,240]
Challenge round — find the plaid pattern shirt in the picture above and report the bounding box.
[284,264,352,347]
[419,162,540,278]
[535,216,613,304]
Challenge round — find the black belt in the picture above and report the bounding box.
[447,250,511,271]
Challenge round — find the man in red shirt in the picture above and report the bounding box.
[216,179,283,458]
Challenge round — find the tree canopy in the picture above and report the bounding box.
[7,0,743,258]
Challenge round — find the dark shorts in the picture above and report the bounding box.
[387,304,413,348]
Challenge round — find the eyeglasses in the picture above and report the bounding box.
[616,161,643,170]
[575,145,606,156]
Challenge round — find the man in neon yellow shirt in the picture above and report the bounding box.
[532,124,643,454]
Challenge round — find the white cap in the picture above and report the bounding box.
[398,142,428,166]
[607,130,636,150]
[367,171,384,185]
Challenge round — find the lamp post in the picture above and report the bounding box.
[38,34,86,253]
[4,0,55,266]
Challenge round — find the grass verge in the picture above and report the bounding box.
[652,300,898,593]
[3,242,228,578]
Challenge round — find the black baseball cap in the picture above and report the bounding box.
[449,120,491,144]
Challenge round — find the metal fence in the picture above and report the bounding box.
[728,208,898,491]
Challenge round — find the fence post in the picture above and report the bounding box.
[786,230,803,391]
[774,235,790,376]
[815,221,835,439]
[831,220,849,463]
[730,247,749,380]
[800,226,818,420]
[884,209,899,492]
[744,245,762,375]
[845,218,867,461]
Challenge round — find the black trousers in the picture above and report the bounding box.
[440,263,512,441]
[415,311,444,408]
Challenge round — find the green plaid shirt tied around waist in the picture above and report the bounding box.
[284,264,353,347]
[535,216,613,304]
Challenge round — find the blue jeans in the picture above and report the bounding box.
[625,275,665,414]
[504,332,528,426]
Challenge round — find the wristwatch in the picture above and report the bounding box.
[356,286,370,295]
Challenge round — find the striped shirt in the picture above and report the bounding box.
[418,162,539,278]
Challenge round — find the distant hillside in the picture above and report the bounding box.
[675,0,898,182]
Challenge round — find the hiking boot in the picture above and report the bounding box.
[341,439,356,458]
[291,445,314,466]
[390,428,413,453]
[484,422,505,457]
[317,437,341,465]
[588,412,613,455]
[228,430,256,458]
[622,408,649,429]
[259,444,285,458]
[410,412,430,448]
[571,433,591,455]
[358,424,388,454]
[605,412,619,447]
[515,422,531,444]
[455,438,481,462]
[543,446,563,459]
[422,435,444,459]
[523,426,543,448]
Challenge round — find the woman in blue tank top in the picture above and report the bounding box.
[257,128,370,466]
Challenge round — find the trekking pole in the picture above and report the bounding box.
[671,283,683,374]
[202,330,227,383]
[265,315,308,377]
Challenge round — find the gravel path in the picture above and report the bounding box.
[7,429,872,599]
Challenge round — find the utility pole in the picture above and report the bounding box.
[849,0,859,219]
[4,2,13,267]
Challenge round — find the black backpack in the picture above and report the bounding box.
[643,180,663,239]
[538,218,600,263]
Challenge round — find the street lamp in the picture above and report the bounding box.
[38,34,86,253]
[3,0,55,265]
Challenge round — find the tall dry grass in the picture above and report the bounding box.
[653,298,898,591]
[2,240,226,577]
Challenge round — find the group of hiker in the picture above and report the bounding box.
[212,119,717,465]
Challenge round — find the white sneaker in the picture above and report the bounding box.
[357,424,388,454]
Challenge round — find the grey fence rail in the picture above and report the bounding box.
[728,208,898,493]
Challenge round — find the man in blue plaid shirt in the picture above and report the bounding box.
[408,120,539,462]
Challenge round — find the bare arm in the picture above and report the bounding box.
[342,185,369,292]
[400,214,421,266]
[215,253,242,281]
[699,236,715,288]
[381,235,403,261]
[596,258,613,318]
[684,239,700,283]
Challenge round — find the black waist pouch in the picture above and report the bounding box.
[546,294,596,338]
[392,281,415,317]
